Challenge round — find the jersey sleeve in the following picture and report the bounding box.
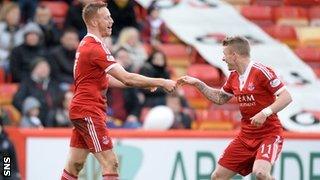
[259,66,285,95]
[221,73,234,96]
[91,44,116,72]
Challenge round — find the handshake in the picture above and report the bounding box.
[155,75,201,93]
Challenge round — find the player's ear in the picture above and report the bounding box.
[91,19,98,27]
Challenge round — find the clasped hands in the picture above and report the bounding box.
[149,75,200,93]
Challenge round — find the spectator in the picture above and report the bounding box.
[64,0,95,39]
[20,96,43,128]
[141,1,169,45]
[0,114,21,180]
[139,50,170,107]
[18,0,38,22]
[49,28,79,88]
[107,47,142,128]
[166,93,193,129]
[0,2,24,70]
[47,91,73,127]
[108,0,139,39]
[12,58,62,126]
[9,22,46,82]
[114,27,147,72]
[32,5,60,48]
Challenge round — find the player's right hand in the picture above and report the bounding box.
[162,79,176,93]
[177,75,200,86]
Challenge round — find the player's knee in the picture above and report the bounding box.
[74,162,85,174]
[211,171,223,180]
[253,169,268,180]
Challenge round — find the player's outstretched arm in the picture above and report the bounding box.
[177,75,232,105]
[107,63,176,92]
[108,74,127,88]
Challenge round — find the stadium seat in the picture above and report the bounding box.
[187,64,221,86]
[294,46,320,62]
[40,1,69,28]
[190,48,208,64]
[309,6,320,26]
[295,27,320,47]
[156,43,191,67]
[0,67,5,84]
[262,25,298,47]
[274,6,309,27]
[284,0,320,6]
[241,5,274,27]
[193,106,240,130]
[181,86,211,109]
[241,5,273,21]
[312,66,320,78]
[192,119,235,130]
[168,31,183,44]
[0,83,19,105]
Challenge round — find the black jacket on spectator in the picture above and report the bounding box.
[139,63,170,107]
[12,77,61,126]
[9,44,46,82]
[38,21,61,48]
[64,3,86,38]
[108,0,139,38]
[49,46,75,84]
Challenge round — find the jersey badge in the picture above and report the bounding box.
[248,82,255,91]
[270,79,281,87]
[102,136,109,145]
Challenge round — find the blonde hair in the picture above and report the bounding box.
[115,27,141,48]
[222,36,250,57]
[0,2,19,22]
[82,1,107,25]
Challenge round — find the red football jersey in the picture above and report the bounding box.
[69,33,117,120]
[222,62,285,139]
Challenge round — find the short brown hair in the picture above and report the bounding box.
[222,36,250,57]
[82,1,107,25]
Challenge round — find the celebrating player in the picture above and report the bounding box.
[178,36,292,180]
[60,2,176,180]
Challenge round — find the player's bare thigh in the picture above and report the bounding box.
[211,164,237,180]
[94,149,119,174]
[65,147,90,174]
[252,159,273,180]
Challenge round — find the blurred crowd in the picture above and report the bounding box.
[0,0,194,130]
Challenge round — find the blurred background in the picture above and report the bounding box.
[0,0,319,179]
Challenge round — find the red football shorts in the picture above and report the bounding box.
[70,117,113,153]
[218,135,283,176]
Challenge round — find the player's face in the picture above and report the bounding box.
[97,7,113,37]
[222,46,237,71]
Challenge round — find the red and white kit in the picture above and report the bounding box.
[219,61,285,176]
[69,33,117,153]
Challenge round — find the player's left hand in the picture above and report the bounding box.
[250,111,267,127]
